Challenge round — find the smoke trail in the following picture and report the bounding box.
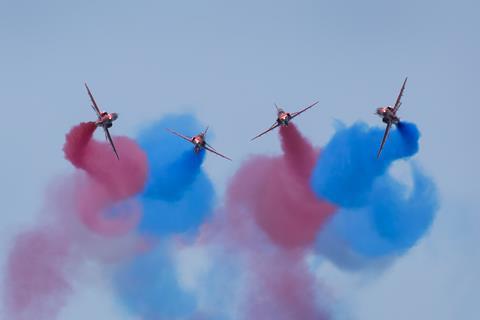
[280,122,317,179]
[192,193,331,319]
[64,122,147,235]
[311,121,438,266]
[243,247,329,320]
[311,121,420,208]
[181,124,334,319]
[4,122,149,320]
[3,113,438,320]
[136,114,214,237]
[227,124,335,249]
[114,242,197,319]
[110,118,334,319]
[4,228,72,320]
[110,114,216,319]
[174,241,247,320]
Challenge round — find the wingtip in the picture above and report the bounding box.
[223,154,233,161]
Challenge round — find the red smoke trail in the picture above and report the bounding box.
[199,206,330,319]
[4,229,72,320]
[64,122,148,235]
[246,250,329,320]
[4,122,148,320]
[280,123,317,180]
[197,124,334,319]
[226,124,336,249]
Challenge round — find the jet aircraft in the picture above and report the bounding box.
[167,126,232,161]
[375,77,408,158]
[251,101,319,141]
[85,83,119,159]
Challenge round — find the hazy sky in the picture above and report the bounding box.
[0,1,478,319]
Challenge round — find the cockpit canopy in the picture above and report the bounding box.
[376,107,388,115]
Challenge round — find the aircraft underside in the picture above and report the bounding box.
[96,120,113,128]
[383,116,400,125]
[194,145,204,153]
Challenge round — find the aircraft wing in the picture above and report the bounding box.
[251,122,280,141]
[377,122,392,159]
[166,128,193,143]
[393,77,408,113]
[85,83,102,117]
[103,126,120,160]
[205,142,219,152]
[290,101,320,119]
[204,144,232,161]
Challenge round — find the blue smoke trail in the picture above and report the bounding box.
[136,114,215,236]
[311,121,438,262]
[113,243,196,319]
[312,121,419,208]
[112,114,216,319]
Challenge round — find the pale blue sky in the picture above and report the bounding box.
[0,1,478,319]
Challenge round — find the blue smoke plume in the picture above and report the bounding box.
[112,114,216,319]
[312,121,419,208]
[311,121,438,261]
[113,243,196,319]
[136,114,215,236]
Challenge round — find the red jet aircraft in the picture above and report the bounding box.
[85,83,119,159]
[167,126,232,161]
[251,101,319,141]
[375,77,408,158]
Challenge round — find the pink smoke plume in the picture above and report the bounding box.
[4,228,72,320]
[246,250,329,320]
[226,124,336,249]
[64,122,148,235]
[197,124,334,319]
[4,122,149,320]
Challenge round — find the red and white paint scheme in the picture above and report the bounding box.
[85,83,120,159]
[167,126,232,161]
[251,101,319,141]
[375,77,408,158]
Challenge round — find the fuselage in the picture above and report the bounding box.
[277,110,292,126]
[95,112,118,128]
[376,106,399,125]
[192,134,206,153]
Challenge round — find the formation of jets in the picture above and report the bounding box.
[83,78,409,161]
